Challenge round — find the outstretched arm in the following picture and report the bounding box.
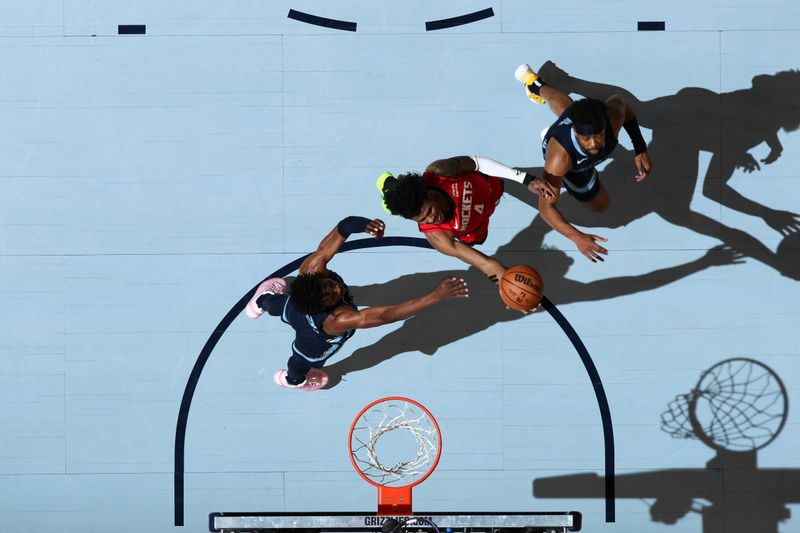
[323,277,469,334]
[425,230,507,283]
[575,245,744,302]
[702,153,800,236]
[299,217,385,275]
[606,95,652,181]
[539,142,609,262]
[761,130,783,165]
[426,155,556,200]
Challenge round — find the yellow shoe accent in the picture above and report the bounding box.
[514,63,545,104]
[376,171,393,213]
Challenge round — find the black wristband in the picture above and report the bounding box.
[522,173,536,186]
[623,117,647,155]
[337,216,372,238]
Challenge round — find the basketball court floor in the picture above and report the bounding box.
[1,2,799,532]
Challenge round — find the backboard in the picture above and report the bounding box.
[209,511,582,532]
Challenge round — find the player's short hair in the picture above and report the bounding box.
[382,173,428,219]
[567,98,607,135]
[289,273,327,314]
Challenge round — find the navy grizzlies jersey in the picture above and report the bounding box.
[279,271,357,362]
[542,111,619,174]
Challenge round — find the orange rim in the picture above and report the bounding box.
[348,396,442,489]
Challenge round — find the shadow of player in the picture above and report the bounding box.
[323,216,744,388]
[531,62,800,278]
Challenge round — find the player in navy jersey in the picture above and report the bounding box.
[244,216,469,391]
[515,63,653,262]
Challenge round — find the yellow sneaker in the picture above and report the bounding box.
[514,63,545,104]
[376,171,393,213]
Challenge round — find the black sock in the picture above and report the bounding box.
[528,77,547,96]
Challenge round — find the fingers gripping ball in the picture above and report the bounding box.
[499,265,544,311]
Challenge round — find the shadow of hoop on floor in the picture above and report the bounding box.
[534,358,797,533]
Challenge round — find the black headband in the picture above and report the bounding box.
[573,122,604,136]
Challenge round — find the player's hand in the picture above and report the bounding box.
[432,277,469,301]
[366,219,385,239]
[735,153,760,173]
[572,232,608,262]
[761,149,782,165]
[503,302,543,315]
[527,175,557,200]
[702,245,746,266]
[633,152,652,181]
[764,209,800,236]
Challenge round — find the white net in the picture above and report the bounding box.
[350,399,441,487]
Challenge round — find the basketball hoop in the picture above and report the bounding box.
[348,397,442,516]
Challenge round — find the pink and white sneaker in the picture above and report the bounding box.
[273,369,329,391]
[245,277,287,319]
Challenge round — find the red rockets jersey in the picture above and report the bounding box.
[418,172,503,245]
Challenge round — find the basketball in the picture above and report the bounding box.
[499,265,544,311]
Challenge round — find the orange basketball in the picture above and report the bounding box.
[499,265,544,311]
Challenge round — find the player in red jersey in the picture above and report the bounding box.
[380,155,554,284]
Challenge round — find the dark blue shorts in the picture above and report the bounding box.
[562,168,601,202]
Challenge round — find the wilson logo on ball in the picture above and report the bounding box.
[514,273,541,292]
[499,265,545,312]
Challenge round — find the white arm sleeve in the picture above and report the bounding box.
[470,155,533,185]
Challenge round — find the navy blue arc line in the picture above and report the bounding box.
[174,236,614,525]
[426,8,494,31]
[287,9,357,32]
[172,253,305,526]
[541,298,615,522]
